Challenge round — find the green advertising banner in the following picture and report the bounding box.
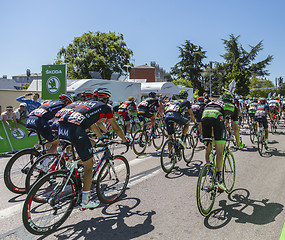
[0,120,39,153]
[42,64,66,99]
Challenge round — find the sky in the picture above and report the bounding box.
[1,0,284,84]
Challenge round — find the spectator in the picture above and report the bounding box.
[16,93,41,113]
[1,106,18,131]
[15,103,29,127]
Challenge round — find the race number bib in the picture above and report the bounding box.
[67,112,86,125]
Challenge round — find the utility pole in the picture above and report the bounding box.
[209,62,213,98]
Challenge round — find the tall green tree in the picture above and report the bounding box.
[55,31,133,79]
[249,77,276,98]
[171,40,206,92]
[172,77,193,88]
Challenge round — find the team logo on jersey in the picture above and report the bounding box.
[47,76,61,93]
[11,128,26,140]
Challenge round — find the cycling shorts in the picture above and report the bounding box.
[254,116,268,129]
[165,112,189,135]
[58,122,93,161]
[118,111,130,121]
[201,116,226,144]
[193,110,202,122]
[26,115,57,142]
[137,107,154,121]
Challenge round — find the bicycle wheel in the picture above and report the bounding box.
[22,170,78,235]
[130,122,141,139]
[190,125,199,149]
[25,153,62,193]
[4,148,40,194]
[96,155,130,204]
[152,127,164,150]
[222,150,236,193]
[183,134,195,163]
[270,123,275,134]
[160,139,176,173]
[132,130,147,155]
[196,163,216,216]
[257,133,264,156]
[249,124,256,144]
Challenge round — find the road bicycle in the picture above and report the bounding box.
[22,138,130,235]
[132,117,164,155]
[270,113,278,134]
[196,138,236,216]
[4,130,49,194]
[225,118,237,148]
[249,119,258,144]
[189,122,201,149]
[160,121,195,173]
[116,114,141,139]
[256,121,267,156]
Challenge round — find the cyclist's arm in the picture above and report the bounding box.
[109,118,127,142]
[187,109,196,124]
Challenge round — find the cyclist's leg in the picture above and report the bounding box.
[201,117,213,163]
[125,113,131,137]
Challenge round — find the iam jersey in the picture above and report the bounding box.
[29,100,66,120]
[60,100,113,129]
[118,101,137,113]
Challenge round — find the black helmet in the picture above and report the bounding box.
[179,90,188,99]
[222,92,234,103]
[149,92,156,98]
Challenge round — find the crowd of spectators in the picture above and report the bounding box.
[0,93,41,131]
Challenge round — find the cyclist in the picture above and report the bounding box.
[26,94,73,154]
[268,97,280,121]
[191,96,206,140]
[118,96,137,138]
[204,94,211,104]
[58,88,129,210]
[254,97,272,149]
[164,90,196,147]
[248,98,258,123]
[137,92,161,136]
[201,92,242,191]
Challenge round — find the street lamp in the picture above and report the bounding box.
[208,62,213,98]
[123,65,132,80]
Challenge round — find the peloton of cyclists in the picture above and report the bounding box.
[248,98,258,123]
[201,92,242,191]
[191,96,206,141]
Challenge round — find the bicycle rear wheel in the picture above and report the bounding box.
[196,163,216,216]
[22,170,78,235]
[4,148,40,194]
[222,150,236,193]
[25,153,62,193]
[132,130,147,155]
[183,134,195,163]
[249,124,256,144]
[160,139,176,173]
[257,133,265,156]
[130,122,141,139]
[96,155,130,204]
[190,125,199,149]
[152,127,164,150]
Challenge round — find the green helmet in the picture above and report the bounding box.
[179,90,188,99]
[222,92,234,103]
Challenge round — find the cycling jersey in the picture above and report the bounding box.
[191,102,206,122]
[255,104,269,118]
[118,100,137,121]
[268,100,280,114]
[137,97,159,119]
[59,100,114,128]
[248,102,258,115]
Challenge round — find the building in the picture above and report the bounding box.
[130,64,155,82]
[12,73,42,87]
[0,76,20,90]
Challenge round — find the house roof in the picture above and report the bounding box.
[133,64,155,69]
[0,78,20,90]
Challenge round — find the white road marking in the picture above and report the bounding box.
[0,203,22,220]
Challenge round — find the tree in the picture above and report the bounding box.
[225,59,250,96]
[278,83,285,97]
[249,77,276,98]
[171,40,206,92]
[172,77,193,88]
[55,31,133,79]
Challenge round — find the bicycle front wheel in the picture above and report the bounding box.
[196,163,216,216]
[96,155,130,204]
[22,170,78,235]
[190,125,199,149]
[183,134,195,163]
[222,150,236,193]
[4,148,40,194]
[152,127,164,150]
[257,134,264,156]
[130,122,141,139]
[132,130,147,155]
[249,124,256,144]
[160,139,176,173]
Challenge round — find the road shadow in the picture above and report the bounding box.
[8,193,26,203]
[204,188,283,229]
[42,197,156,240]
[265,147,285,157]
[164,160,203,179]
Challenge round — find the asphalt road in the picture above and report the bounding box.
[0,121,285,240]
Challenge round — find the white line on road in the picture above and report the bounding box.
[0,203,22,221]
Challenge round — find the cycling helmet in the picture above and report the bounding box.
[253,97,258,103]
[275,96,279,100]
[198,96,204,102]
[93,88,111,99]
[59,94,73,104]
[149,92,156,98]
[179,90,188,99]
[81,90,93,100]
[258,97,266,104]
[128,96,135,101]
[222,92,234,103]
